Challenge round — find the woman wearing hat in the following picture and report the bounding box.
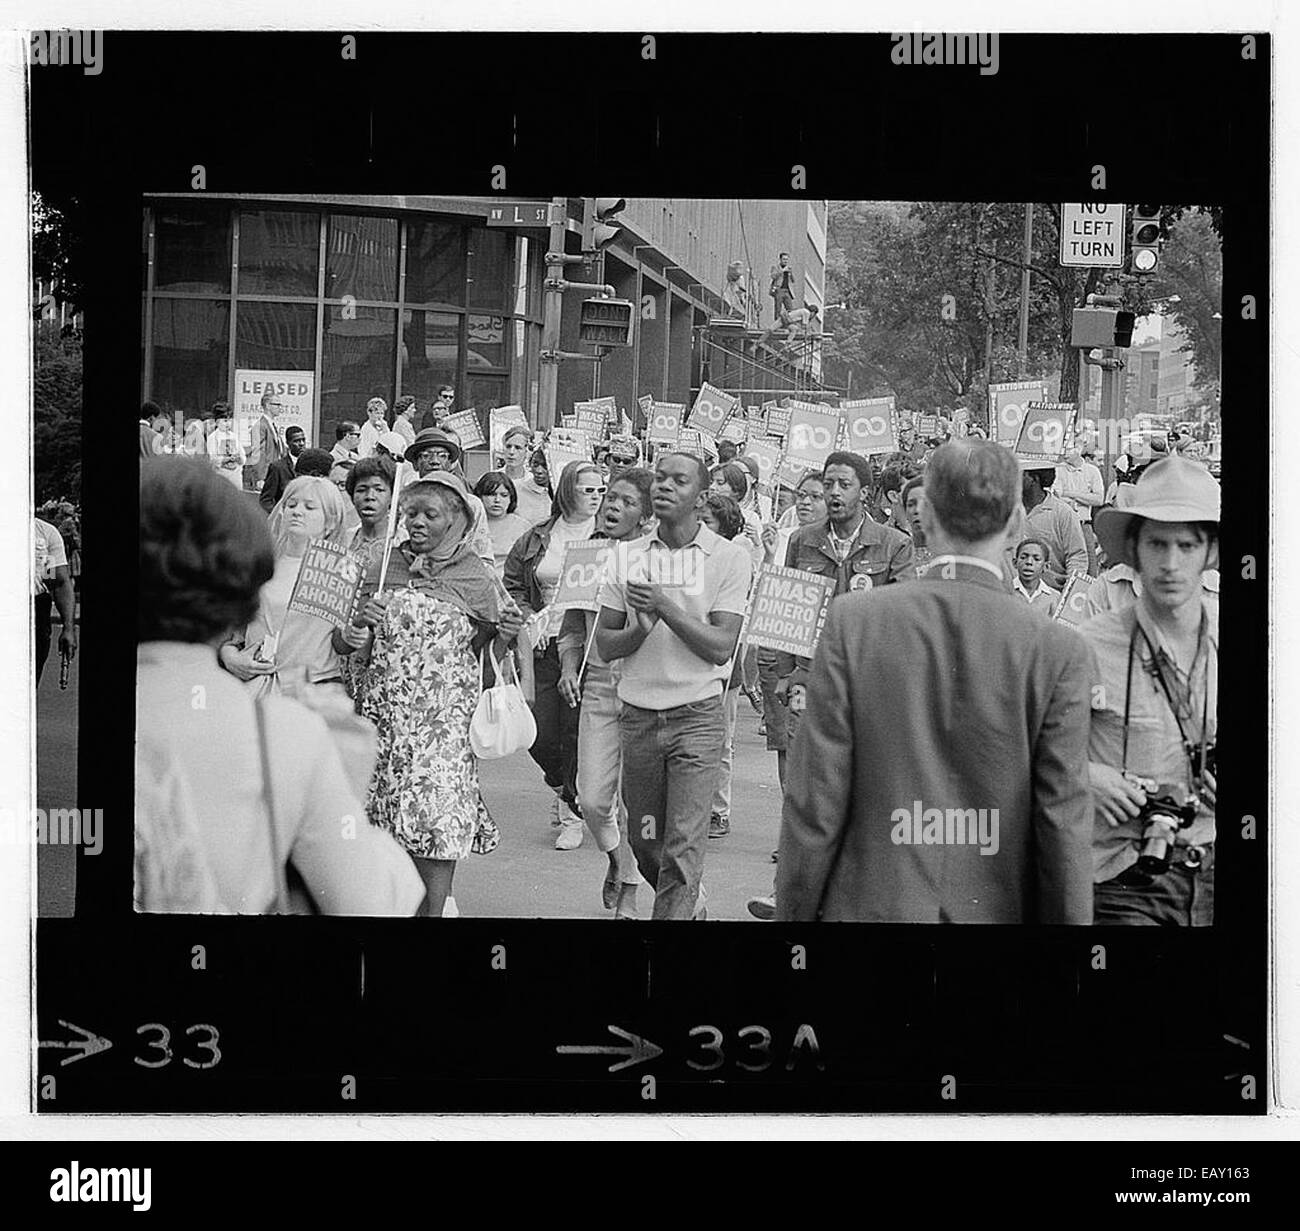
[356,472,524,916]
[1079,456,1220,927]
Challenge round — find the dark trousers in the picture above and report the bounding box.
[620,695,726,920]
[34,593,53,684]
[1093,848,1215,927]
[528,641,579,807]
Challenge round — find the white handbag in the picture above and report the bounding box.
[469,645,537,759]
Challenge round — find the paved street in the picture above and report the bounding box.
[458,698,783,922]
[36,617,79,917]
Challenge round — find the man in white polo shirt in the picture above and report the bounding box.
[597,452,752,920]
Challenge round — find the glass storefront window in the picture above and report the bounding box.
[150,299,230,416]
[466,314,505,369]
[466,227,509,311]
[320,306,396,447]
[326,214,398,303]
[406,220,466,306]
[154,205,232,294]
[400,309,460,408]
[238,210,321,297]
[234,301,318,373]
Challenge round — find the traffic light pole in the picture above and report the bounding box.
[538,195,568,431]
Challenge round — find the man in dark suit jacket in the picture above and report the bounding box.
[776,439,1094,924]
[258,425,307,513]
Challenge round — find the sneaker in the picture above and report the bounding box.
[746,895,776,921]
[743,684,764,714]
[708,812,730,839]
[555,819,585,850]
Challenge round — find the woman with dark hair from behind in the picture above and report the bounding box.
[135,457,424,915]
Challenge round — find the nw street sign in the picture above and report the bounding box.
[1059,203,1125,267]
[486,201,554,227]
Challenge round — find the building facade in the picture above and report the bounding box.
[140,194,829,455]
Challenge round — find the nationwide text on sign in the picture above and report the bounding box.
[745,565,836,658]
[989,380,1046,446]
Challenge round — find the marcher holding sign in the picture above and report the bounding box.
[556,467,656,917]
[218,477,362,700]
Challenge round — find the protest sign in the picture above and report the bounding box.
[548,426,591,457]
[785,403,842,469]
[561,414,577,428]
[989,380,1046,446]
[677,427,707,457]
[842,396,898,456]
[553,540,614,612]
[744,565,836,658]
[1052,572,1091,627]
[442,408,485,450]
[687,383,738,439]
[573,401,609,439]
[720,416,750,445]
[745,439,782,495]
[916,413,939,439]
[489,405,529,456]
[777,453,807,490]
[1014,402,1076,466]
[287,540,364,629]
[764,400,790,439]
[646,401,683,446]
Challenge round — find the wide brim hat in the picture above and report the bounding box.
[409,427,462,466]
[1093,455,1220,569]
[376,430,408,459]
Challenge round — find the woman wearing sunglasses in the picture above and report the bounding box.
[503,458,605,850]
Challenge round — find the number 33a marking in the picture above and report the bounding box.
[686,1024,774,1072]
[134,1023,222,1069]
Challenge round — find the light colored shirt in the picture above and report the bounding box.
[207,423,247,486]
[536,517,596,606]
[1086,565,1220,623]
[487,512,532,578]
[1012,576,1060,615]
[598,521,752,710]
[513,475,553,528]
[358,420,384,458]
[33,518,67,597]
[136,641,423,915]
[1053,459,1105,523]
[1081,605,1217,883]
[393,415,417,449]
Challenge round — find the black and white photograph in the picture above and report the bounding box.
[6,11,1289,1179]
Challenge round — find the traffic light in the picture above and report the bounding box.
[1071,308,1136,349]
[584,198,627,253]
[578,297,635,347]
[1130,205,1162,275]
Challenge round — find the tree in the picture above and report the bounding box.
[32,190,85,308]
[34,329,82,505]
[1146,210,1223,393]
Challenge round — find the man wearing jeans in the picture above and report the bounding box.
[597,453,752,920]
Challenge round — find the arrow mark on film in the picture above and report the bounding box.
[38,1020,113,1066]
[557,1025,662,1073]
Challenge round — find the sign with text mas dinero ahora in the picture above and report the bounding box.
[744,565,835,658]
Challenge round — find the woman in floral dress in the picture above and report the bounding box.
[358,473,523,916]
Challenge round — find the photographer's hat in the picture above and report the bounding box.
[1094,455,1220,569]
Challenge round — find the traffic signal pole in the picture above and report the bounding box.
[538,195,567,431]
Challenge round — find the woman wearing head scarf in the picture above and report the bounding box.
[219,475,360,701]
[357,472,524,916]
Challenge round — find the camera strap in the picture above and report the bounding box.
[1122,609,1211,783]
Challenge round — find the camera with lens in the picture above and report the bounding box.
[1135,786,1200,876]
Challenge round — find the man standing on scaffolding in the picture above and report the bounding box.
[769,252,796,325]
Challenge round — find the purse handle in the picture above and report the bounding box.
[253,697,292,915]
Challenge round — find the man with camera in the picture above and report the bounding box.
[1082,456,1219,926]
